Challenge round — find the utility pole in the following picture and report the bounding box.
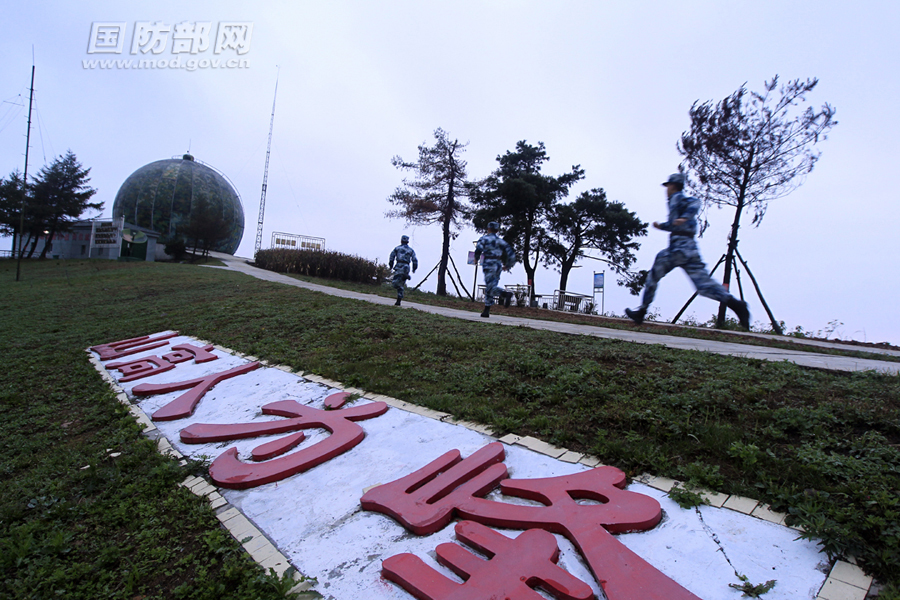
[254,70,279,258]
[15,64,35,282]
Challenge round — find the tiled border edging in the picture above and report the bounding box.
[85,349,315,598]
[87,342,874,600]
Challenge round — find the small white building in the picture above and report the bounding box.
[22,219,161,261]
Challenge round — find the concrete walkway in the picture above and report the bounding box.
[208,253,900,375]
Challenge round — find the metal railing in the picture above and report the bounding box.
[476,284,531,306]
[551,289,593,313]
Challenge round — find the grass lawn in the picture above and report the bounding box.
[2,259,899,597]
[280,271,900,363]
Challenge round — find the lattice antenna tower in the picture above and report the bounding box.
[255,70,279,257]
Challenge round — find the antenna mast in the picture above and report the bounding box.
[15,64,35,282]
[254,71,279,258]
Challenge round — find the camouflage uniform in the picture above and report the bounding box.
[474,231,515,308]
[638,190,732,309]
[389,239,418,301]
[628,173,749,329]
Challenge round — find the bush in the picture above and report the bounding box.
[255,248,389,285]
[163,238,187,260]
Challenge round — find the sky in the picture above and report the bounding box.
[2,1,899,345]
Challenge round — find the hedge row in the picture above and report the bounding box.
[255,248,389,285]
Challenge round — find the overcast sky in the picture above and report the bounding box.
[3,1,898,344]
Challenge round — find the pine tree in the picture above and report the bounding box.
[544,189,647,293]
[386,128,477,296]
[472,141,584,300]
[678,76,836,330]
[29,151,101,259]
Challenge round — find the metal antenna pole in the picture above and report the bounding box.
[254,70,279,259]
[15,64,35,282]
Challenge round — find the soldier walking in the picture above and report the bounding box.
[626,173,750,329]
[473,222,515,318]
[389,235,418,306]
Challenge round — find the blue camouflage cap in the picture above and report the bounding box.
[487,221,499,231]
[662,173,685,186]
[401,235,409,243]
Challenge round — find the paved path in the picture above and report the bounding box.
[209,253,900,375]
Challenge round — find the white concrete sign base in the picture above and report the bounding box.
[89,331,834,600]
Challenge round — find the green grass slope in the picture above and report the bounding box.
[1,259,898,595]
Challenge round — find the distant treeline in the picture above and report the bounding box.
[255,248,388,285]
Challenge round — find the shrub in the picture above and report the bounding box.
[163,237,187,260]
[255,248,389,285]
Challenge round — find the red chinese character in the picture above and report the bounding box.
[90,332,179,361]
[363,442,508,536]
[383,520,593,600]
[362,442,700,600]
[132,362,260,421]
[106,355,176,382]
[106,343,218,383]
[162,343,218,364]
[180,394,388,489]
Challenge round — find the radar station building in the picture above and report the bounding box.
[112,153,245,259]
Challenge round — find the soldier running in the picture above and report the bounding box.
[389,235,418,306]
[625,173,750,330]
[473,222,515,318]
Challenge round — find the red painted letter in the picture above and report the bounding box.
[181,395,388,489]
[362,442,700,600]
[132,362,260,421]
[383,520,594,600]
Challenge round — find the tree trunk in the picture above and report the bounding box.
[27,232,39,258]
[522,229,538,301]
[521,206,540,301]
[437,217,450,296]
[715,202,742,327]
[523,260,536,299]
[557,232,583,293]
[558,254,577,292]
[715,160,753,328]
[436,177,456,296]
[38,229,56,259]
[19,233,29,258]
[38,221,59,259]
[716,150,757,328]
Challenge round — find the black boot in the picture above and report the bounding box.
[727,297,750,330]
[480,306,490,318]
[625,307,645,325]
[394,296,401,306]
[503,291,512,308]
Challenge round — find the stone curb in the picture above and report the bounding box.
[84,348,315,598]
[86,341,874,600]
